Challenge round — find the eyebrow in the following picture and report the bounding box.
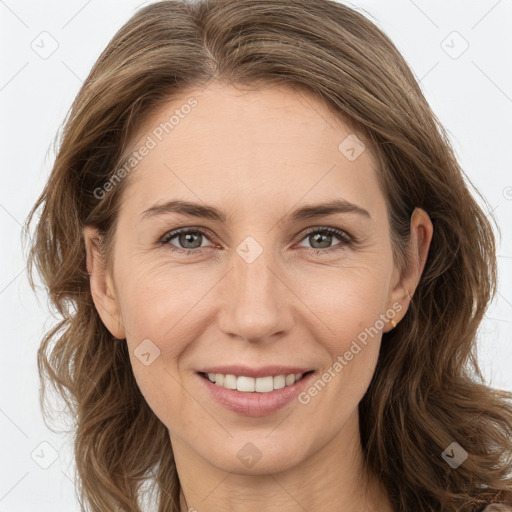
[140,198,372,223]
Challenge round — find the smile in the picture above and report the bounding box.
[197,369,316,416]
[201,371,312,392]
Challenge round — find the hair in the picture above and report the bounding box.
[25,0,512,511]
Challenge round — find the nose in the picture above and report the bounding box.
[216,243,294,344]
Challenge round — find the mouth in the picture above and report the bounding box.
[198,370,315,393]
[197,368,316,416]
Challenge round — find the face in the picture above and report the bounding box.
[85,81,429,478]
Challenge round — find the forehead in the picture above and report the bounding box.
[120,81,385,221]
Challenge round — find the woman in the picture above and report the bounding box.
[26,0,512,510]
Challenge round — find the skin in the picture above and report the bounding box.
[84,80,433,512]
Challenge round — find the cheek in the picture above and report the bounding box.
[115,257,216,346]
[297,273,387,413]
[299,261,390,342]
[115,263,201,423]
[295,268,390,412]
[113,262,222,420]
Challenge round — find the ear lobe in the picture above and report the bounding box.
[83,226,126,340]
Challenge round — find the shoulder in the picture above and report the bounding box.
[482,505,512,511]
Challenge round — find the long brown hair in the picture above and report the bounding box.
[25,0,512,510]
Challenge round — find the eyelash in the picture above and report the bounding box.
[159,226,355,256]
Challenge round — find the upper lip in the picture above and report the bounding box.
[198,365,313,379]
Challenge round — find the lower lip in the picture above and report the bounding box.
[197,371,315,417]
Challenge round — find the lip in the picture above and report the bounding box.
[198,365,312,378]
[197,370,315,417]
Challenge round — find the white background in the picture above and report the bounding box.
[0,0,511,510]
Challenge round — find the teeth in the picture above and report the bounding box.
[273,375,285,390]
[224,374,237,390]
[255,376,274,392]
[237,376,255,392]
[205,372,305,392]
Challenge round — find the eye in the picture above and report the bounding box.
[160,227,215,255]
[160,226,354,256]
[296,227,353,253]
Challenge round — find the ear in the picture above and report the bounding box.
[385,207,433,331]
[83,226,126,340]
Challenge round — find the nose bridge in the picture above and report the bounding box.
[218,235,291,342]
